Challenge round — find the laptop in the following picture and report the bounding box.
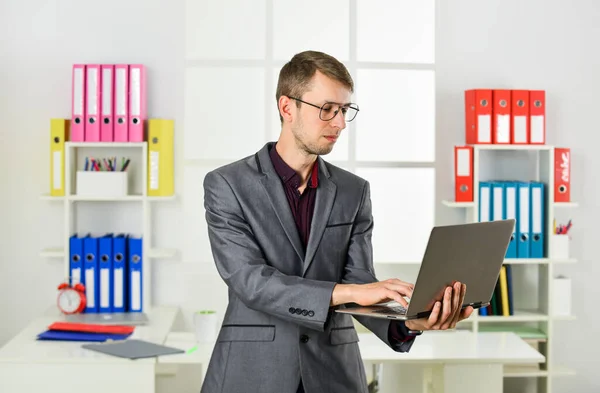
[335,219,515,321]
[64,312,149,326]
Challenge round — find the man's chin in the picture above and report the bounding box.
[312,146,334,156]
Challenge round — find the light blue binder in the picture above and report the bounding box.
[478,182,492,222]
[491,181,505,222]
[517,182,531,258]
[504,182,518,259]
[530,182,545,258]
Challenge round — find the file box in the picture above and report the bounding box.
[76,171,128,197]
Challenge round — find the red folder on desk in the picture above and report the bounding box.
[48,322,135,335]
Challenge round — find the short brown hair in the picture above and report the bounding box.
[276,50,354,123]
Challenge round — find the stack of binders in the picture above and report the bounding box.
[49,117,175,197]
[454,87,572,205]
[69,234,143,314]
[71,64,146,142]
[37,322,134,342]
[478,181,545,259]
[464,89,546,145]
[480,264,514,317]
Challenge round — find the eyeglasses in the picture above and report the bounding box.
[288,97,359,122]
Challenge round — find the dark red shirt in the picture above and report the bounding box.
[269,144,318,249]
[268,144,414,344]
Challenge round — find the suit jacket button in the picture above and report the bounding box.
[302,310,308,316]
[295,308,302,314]
[300,335,309,343]
[308,311,315,317]
[289,307,295,314]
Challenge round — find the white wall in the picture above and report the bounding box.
[0,0,189,342]
[1,1,599,392]
[435,1,600,392]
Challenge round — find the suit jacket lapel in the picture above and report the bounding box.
[303,158,337,275]
[257,144,305,262]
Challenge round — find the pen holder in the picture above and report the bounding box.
[76,171,128,197]
[193,310,218,343]
[549,234,570,259]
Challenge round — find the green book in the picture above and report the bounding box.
[479,325,547,340]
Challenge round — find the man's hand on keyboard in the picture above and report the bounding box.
[331,279,414,308]
[405,281,474,331]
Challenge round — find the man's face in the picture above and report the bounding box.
[290,71,352,156]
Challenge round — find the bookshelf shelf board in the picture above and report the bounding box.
[477,310,548,322]
[66,142,146,148]
[39,248,65,258]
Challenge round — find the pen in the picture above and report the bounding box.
[564,220,572,234]
[121,159,131,172]
[187,346,198,354]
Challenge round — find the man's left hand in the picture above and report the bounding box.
[404,281,474,331]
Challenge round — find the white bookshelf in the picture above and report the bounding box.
[442,144,576,391]
[375,258,577,266]
[40,141,177,313]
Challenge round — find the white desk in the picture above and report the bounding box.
[161,330,545,393]
[0,306,178,393]
[359,331,545,393]
[0,317,544,393]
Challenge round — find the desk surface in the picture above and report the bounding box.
[0,306,178,364]
[159,330,545,365]
[358,331,545,364]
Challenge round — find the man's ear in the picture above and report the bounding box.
[278,96,294,123]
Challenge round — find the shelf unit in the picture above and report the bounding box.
[443,144,576,390]
[374,258,577,266]
[40,142,177,312]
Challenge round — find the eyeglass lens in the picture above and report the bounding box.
[320,103,358,122]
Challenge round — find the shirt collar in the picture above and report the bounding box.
[269,144,319,188]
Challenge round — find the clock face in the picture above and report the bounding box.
[58,289,81,313]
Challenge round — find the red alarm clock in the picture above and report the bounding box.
[57,282,87,314]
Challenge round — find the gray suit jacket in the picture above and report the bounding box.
[201,142,414,393]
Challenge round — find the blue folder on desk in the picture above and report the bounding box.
[37,330,131,342]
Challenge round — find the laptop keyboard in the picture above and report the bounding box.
[373,305,407,315]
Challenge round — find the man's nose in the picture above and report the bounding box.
[330,110,346,130]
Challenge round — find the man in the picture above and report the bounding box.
[201,50,473,393]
